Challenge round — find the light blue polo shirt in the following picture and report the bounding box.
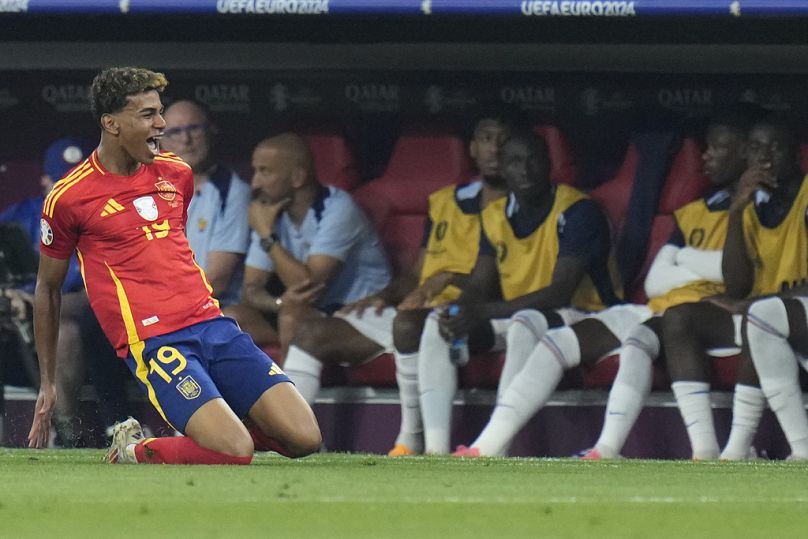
[245,185,391,309]
[186,165,251,306]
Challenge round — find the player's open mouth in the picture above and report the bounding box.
[147,135,162,154]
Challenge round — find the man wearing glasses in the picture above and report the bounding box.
[162,99,251,306]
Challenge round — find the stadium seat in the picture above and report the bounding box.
[589,143,638,234]
[534,125,578,186]
[380,124,475,189]
[656,137,707,215]
[348,354,397,387]
[302,132,361,191]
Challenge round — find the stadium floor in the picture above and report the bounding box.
[1,449,807,539]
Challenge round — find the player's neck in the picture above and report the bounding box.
[96,142,142,177]
[481,184,506,208]
[288,183,318,225]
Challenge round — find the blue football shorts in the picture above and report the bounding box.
[124,316,290,433]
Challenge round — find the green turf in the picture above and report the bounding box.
[2,449,808,538]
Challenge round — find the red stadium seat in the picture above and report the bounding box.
[589,143,638,234]
[352,180,429,276]
[381,125,475,188]
[534,125,578,186]
[348,353,397,387]
[656,137,707,214]
[302,132,361,191]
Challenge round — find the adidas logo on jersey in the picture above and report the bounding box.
[100,198,125,217]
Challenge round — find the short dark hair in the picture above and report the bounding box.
[90,67,168,122]
[709,102,766,136]
[468,101,526,139]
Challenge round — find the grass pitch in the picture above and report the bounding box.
[2,449,808,538]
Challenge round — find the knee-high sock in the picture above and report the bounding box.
[672,381,719,460]
[393,351,424,452]
[283,345,323,405]
[499,310,549,401]
[594,323,657,458]
[720,384,765,460]
[133,437,252,465]
[747,298,808,458]
[472,327,581,456]
[418,314,457,454]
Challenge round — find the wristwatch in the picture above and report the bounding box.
[260,232,280,253]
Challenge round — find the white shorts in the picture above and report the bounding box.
[334,307,397,352]
[588,304,654,342]
[706,313,743,357]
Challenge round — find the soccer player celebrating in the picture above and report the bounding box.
[27,67,321,464]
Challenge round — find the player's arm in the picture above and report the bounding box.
[28,253,70,448]
[644,223,705,298]
[723,166,775,298]
[474,255,586,320]
[241,265,283,314]
[204,250,244,298]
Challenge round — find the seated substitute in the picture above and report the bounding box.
[663,116,808,461]
[224,133,392,357]
[281,109,512,456]
[418,128,621,455]
[454,113,750,457]
[161,99,251,306]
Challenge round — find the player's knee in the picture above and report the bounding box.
[507,309,548,343]
[661,303,698,337]
[747,296,789,339]
[286,425,323,458]
[217,431,255,459]
[539,326,581,370]
[292,318,334,358]
[623,323,661,358]
[393,310,428,354]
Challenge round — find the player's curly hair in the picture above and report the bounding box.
[90,67,168,122]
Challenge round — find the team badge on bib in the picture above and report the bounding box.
[134,196,159,221]
[176,375,202,400]
[40,218,54,246]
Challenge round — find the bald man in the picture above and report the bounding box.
[225,133,391,360]
[162,100,251,306]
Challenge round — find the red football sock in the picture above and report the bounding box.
[247,423,292,457]
[133,437,252,465]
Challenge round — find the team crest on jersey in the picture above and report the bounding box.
[40,218,53,245]
[176,375,202,400]
[133,196,159,221]
[155,179,177,201]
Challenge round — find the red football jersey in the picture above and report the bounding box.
[40,150,221,357]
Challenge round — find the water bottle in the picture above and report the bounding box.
[446,304,470,367]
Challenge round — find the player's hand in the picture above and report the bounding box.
[27,382,57,449]
[397,288,431,311]
[249,194,291,238]
[730,165,778,213]
[437,303,479,343]
[280,280,325,306]
[339,295,387,318]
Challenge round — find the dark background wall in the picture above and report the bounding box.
[2,12,807,206]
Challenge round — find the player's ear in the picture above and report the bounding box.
[290,166,307,189]
[101,113,119,136]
